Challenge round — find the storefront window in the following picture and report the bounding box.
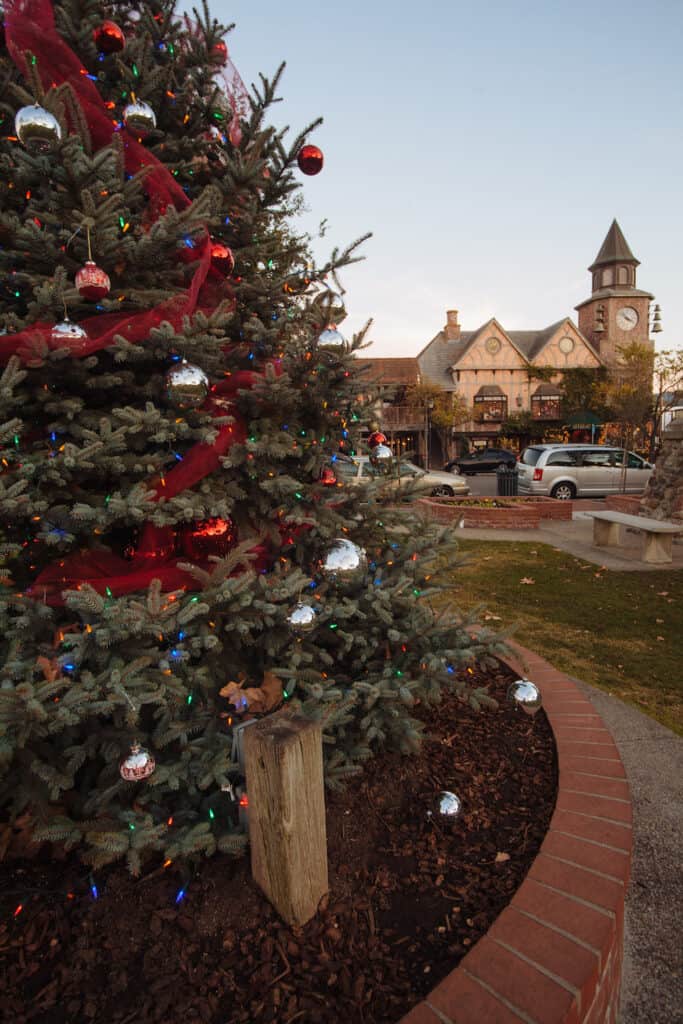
[531,397,561,419]
[474,397,507,421]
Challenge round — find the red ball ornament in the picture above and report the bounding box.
[210,39,228,65]
[297,144,324,176]
[181,517,237,560]
[368,431,387,449]
[120,742,155,781]
[93,20,125,54]
[211,242,235,276]
[75,261,111,301]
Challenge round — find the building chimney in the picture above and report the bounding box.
[444,309,461,341]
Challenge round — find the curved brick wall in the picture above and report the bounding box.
[400,645,632,1024]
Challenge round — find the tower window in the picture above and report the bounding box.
[617,266,628,284]
[602,268,614,287]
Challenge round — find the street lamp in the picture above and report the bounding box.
[424,399,434,469]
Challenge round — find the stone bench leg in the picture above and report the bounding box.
[642,532,673,564]
[593,518,621,547]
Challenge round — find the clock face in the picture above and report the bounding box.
[485,336,501,354]
[616,306,639,331]
[558,336,575,354]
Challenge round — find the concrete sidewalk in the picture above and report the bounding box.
[456,510,683,572]
[570,680,683,1024]
[453,511,683,1022]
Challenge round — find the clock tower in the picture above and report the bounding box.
[575,219,655,368]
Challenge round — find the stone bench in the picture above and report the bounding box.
[587,510,682,564]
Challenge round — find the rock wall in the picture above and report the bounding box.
[640,421,683,522]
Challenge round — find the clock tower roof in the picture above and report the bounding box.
[589,219,639,272]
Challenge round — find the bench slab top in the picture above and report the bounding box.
[587,511,682,533]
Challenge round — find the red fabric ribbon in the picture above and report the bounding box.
[3,2,285,605]
[4,0,190,212]
[0,238,216,366]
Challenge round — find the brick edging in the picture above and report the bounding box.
[400,644,632,1024]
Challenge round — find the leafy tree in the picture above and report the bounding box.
[499,411,546,448]
[405,381,469,464]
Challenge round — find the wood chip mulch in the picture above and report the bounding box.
[0,660,557,1024]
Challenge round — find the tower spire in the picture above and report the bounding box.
[589,219,639,272]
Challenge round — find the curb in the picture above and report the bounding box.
[399,644,633,1024]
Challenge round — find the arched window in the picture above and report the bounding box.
[602,268,614,287]
[617,266,628,284]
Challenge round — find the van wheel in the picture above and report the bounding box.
[431,485,454,497]
[551,482,576,501]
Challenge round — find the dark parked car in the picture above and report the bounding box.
[445,448,517,475]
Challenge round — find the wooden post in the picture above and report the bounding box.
[243,713,328,926]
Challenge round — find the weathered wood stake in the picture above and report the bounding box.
[243,713,328,926]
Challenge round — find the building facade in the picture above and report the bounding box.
[361,221,659,465]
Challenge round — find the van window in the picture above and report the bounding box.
[546,451,579,466]
[520,447,543,466]
[581,450,619,467]
[627,452,645,469]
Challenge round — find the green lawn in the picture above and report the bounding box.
[440,539,683,735]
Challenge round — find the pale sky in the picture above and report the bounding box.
[211,0,683,357]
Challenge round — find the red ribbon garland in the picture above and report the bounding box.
[4,0,191,212]
[3,1,281,604]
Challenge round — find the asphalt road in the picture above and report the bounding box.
[453,471,498,497]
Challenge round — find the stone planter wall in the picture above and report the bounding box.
[605,495,643,515]
[418,497,572,529]
[400,645,632,1024]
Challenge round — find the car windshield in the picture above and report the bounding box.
[334,459,359,479]
[519,447,543,466]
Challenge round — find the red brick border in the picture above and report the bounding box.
[417,497,573,529]
[399,645,632,1024]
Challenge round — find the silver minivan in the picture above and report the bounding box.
[517,444,654,500]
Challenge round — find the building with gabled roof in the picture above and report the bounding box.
[361,220,659,465]
[415,311,602,453]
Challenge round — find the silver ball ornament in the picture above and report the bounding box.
[320,538,367,585]
[315,289,347,325]
[317,328,345,350]
[287,603,317,634]
[164,361,209,409]
[369,443,393,472]
[123,100,157,137]
[119,742,156,781]
[507,679,542,716]
[436,791,462,818]
[50,318,88,350]
[15,104,62,152]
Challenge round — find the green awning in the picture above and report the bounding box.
[565,410,602,427]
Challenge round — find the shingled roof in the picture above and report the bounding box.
[589,219,639,271]
[416,329,478,389]
[357,357,420,386]
[507,321,567,361]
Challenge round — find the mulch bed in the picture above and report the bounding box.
[0,661,557,1024]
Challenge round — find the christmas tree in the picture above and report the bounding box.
[0,0,504,873]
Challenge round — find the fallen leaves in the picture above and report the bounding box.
[519,577,535,585]
[219,670,283,715]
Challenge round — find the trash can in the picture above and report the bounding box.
[496,466,518,496]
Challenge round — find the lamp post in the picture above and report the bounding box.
[424,399,434,469]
